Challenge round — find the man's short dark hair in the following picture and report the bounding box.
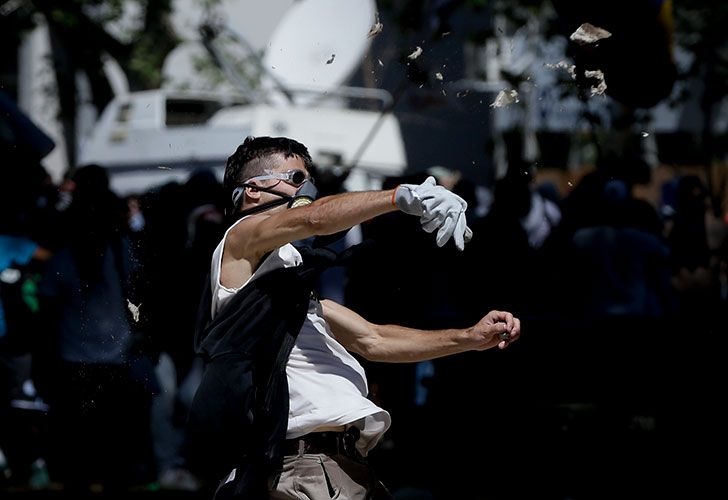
[224,136,314,192]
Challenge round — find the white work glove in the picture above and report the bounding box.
[394,176,473,250]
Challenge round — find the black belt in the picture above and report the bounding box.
[282,427,362,459]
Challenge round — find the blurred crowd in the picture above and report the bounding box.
[0,154,223,494]
[1,150,727,498]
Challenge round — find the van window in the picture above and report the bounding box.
[165,99,224,126]
[116,103,132,123]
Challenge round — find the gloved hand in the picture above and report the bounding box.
[394,176,473,250]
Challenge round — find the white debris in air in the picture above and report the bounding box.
[641,131,650,138]
[157,165,171,170]
[435,72,443,81]
[407,46,423,60]
[127,300,141,323]
[544,61,576,79]
[584,69,607,96]
[490,89,520,108]
[378,59,384,67]
[570,23,612,45]
[368,13,384,38]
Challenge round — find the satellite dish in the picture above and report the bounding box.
[170,0,294,49]
[262,0,377,103]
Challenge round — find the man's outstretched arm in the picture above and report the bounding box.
[226,176,472,263]
[225,189,397,262]
[322,299,521,363]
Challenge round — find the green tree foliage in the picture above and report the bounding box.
[33,0,179,92]
[3,0,181,166]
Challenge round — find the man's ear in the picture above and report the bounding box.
[245,184,261,202]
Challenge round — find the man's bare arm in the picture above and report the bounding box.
[322,300,521,363]
[226,189,397,262]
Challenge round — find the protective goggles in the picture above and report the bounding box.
[244,169,310,188]
[231,169,312,207]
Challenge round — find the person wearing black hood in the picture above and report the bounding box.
[38,164,156,492]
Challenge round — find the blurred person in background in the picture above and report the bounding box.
[0,158,54,489]
[665,175,718,321]
[138,168,226,492]
[37,164,157,493]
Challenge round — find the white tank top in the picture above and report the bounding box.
[209,220,390,455]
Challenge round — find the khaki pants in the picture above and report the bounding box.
[270,453,391,500]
